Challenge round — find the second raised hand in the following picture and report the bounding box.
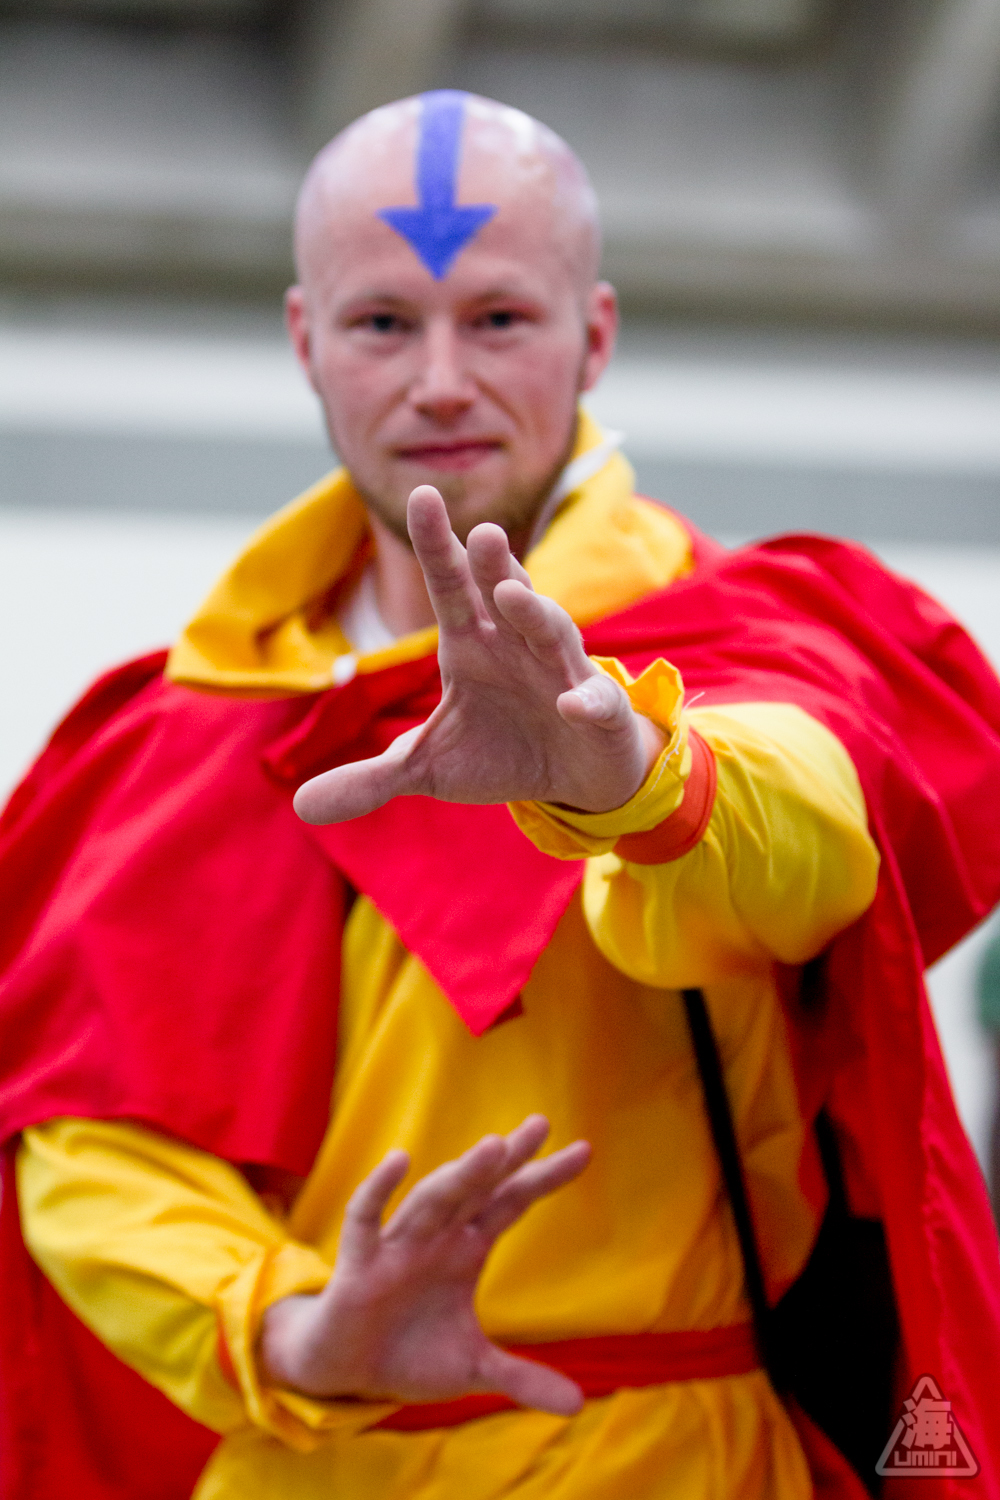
[294,485,665,826]
[257,1116,592,1412]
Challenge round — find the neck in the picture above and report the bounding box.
[368,512,437,636]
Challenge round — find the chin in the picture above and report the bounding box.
[413,475,514,538]
[367,464,547,547]
[442,493,524,545]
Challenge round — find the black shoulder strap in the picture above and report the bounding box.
[683,986,895,1497]
[681,987,776,1379]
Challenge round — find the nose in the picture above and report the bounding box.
[409,319,476,424]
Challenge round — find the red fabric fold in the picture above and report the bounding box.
[0,1145,218,1500]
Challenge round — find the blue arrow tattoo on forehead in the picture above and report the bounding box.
[378,91,498,279]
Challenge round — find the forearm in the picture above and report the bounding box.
[16,1117,373,1450]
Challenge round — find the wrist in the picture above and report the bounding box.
[510,659,691,857]
[257,1294,309,1391]
[258,1293,354,1399]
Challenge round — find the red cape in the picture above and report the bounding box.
[2,526,999,1499]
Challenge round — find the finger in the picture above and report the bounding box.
[383,1133,510,1240]
[447,1114,552,1228]
[407,487,488,634]
[492,580,592,682]
[386,1116,552,1239]
[293,724,425,825]
[555,673,634,733]
[339,1149,411,1260]
[475,1140,592,1240]
[496,1113,550,1168]
[466,522,533,630]
[474,1345,584,1417]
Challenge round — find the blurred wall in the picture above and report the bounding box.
[1,0,999,538]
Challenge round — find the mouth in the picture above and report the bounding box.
[394,439,504,473]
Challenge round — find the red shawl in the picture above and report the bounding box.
[1,525,999,1499]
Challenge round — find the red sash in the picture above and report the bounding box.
[373,1325,760,1431]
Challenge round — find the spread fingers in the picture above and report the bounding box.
[383,1116,550,1240]
[382,1133,510,1242]
[474,1140,592,1240]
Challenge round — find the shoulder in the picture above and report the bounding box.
[1,653,311,853]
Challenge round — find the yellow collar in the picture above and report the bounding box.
[166,412,691,696]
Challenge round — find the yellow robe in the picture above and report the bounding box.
[16,421,880,1499]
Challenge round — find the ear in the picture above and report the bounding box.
[578,281,618,394]
[285,286,319,392]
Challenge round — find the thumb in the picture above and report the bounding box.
[474,1345,584,1417]
[556,671,633,732]
[294,725,423,825]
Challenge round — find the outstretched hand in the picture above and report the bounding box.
[293,485,665,825]
[258,1116,591,1413]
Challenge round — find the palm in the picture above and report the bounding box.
[333,1197,507,1401]
[294,486,661,824]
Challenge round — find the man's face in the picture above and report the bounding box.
[286,138,617,548]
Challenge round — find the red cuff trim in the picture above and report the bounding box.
[613,728,717,866]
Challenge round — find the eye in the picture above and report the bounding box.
[481,309,519,329]
[368,312,401,333]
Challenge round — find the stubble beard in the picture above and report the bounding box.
[352,427,579,557]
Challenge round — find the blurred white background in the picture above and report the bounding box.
[2,0,1000,1184]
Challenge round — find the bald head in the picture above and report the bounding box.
[295,93,601,304]
[285,91,616,551]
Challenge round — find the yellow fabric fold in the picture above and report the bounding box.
[192,1372,811,1500]
[525,420,693,628]
[575,701,880,990]
[17,1117,380,1451]
[166,411,691,696]
[217,1244,395,1451]
[167,468,370,696]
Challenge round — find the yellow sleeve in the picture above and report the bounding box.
[510,658,880,987]
[16,1117,394,1452]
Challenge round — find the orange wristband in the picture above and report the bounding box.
[614,729,717,865]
